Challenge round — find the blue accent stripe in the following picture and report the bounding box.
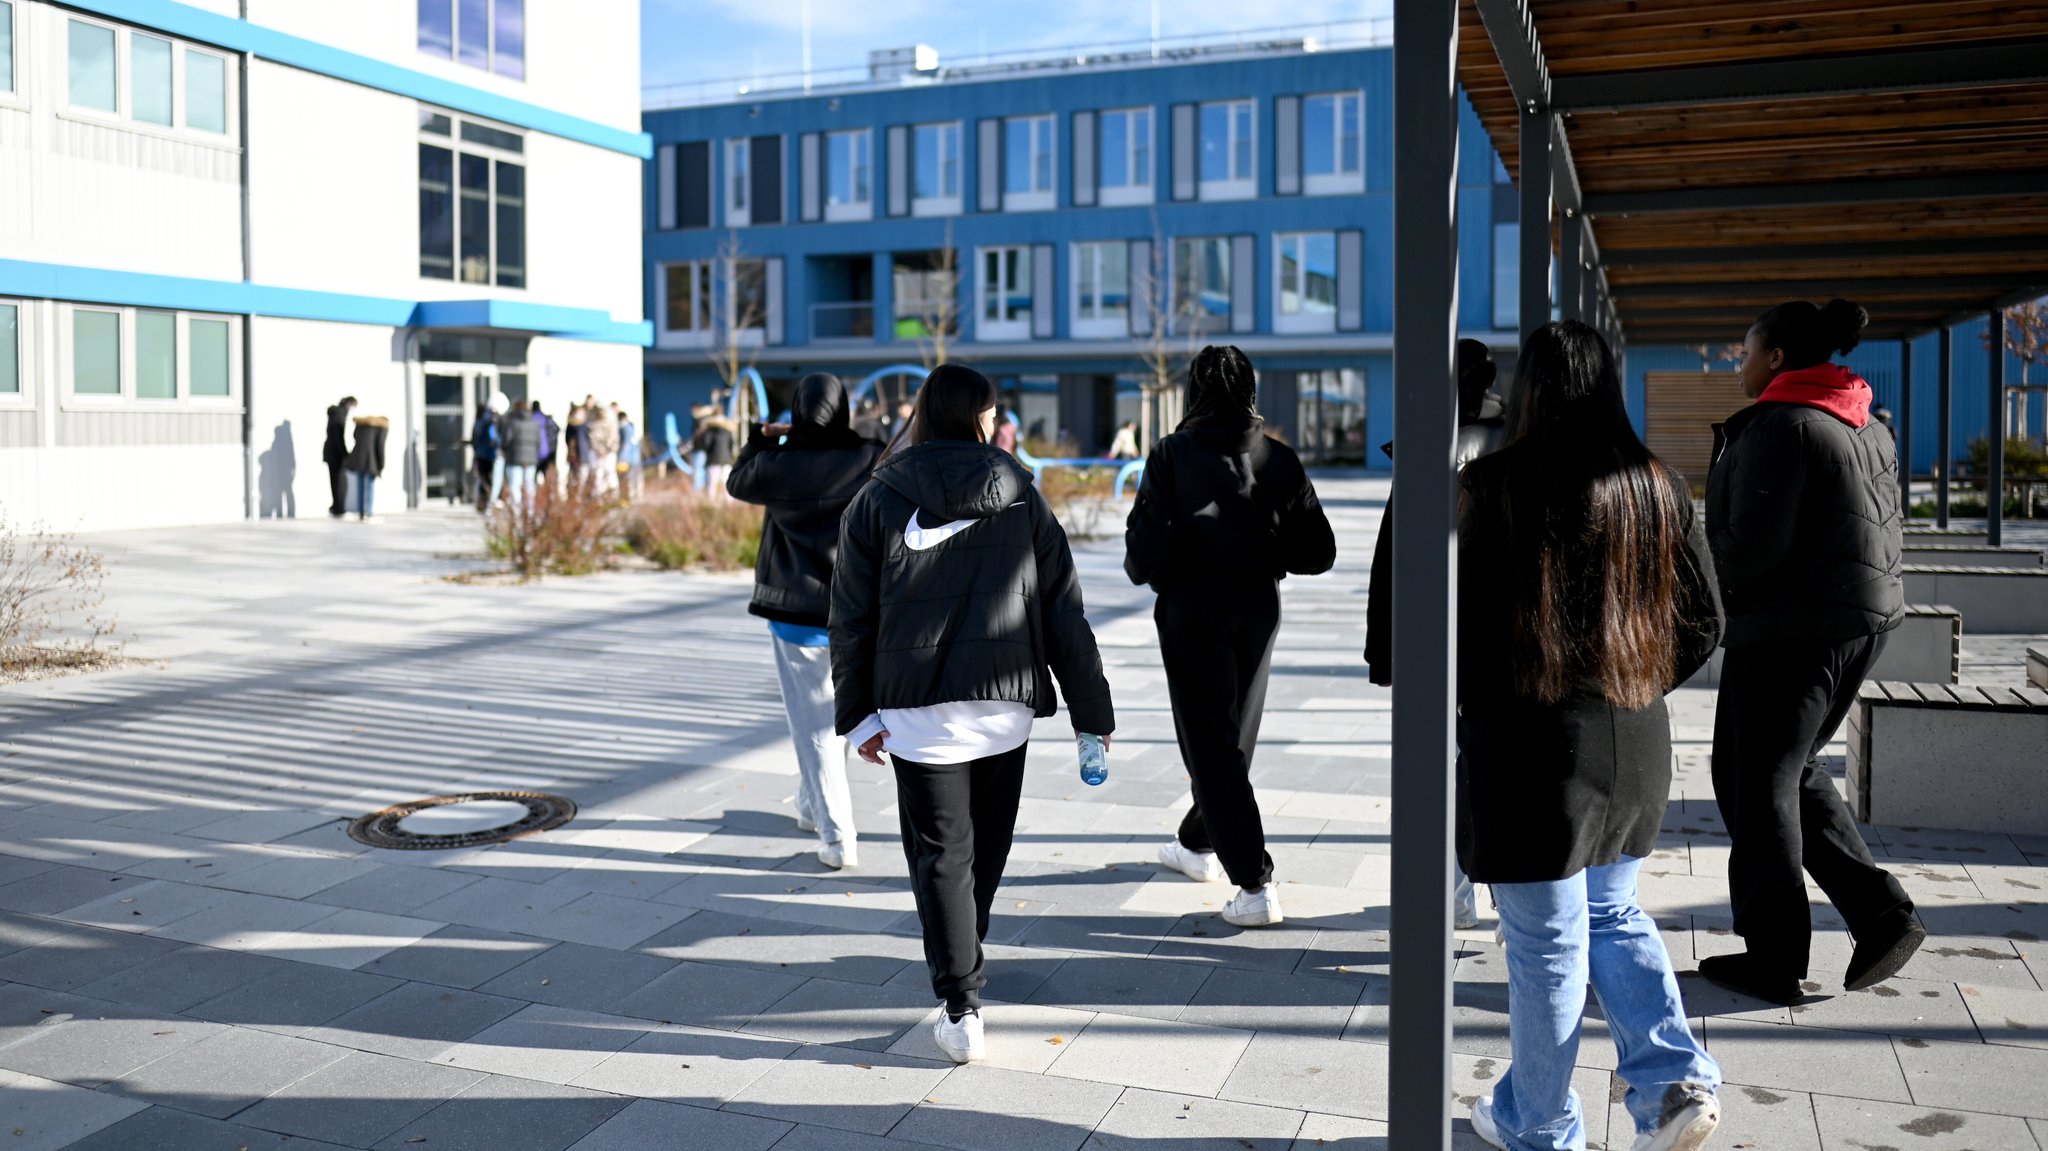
[0,260,653,346]
[67,0,651,159]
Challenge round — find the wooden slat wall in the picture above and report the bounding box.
[1644,370,1750,486]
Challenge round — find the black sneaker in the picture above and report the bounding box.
[1697,952,1801,1006]
[1845,909,1927,992]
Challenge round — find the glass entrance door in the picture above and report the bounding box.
[423,367,499,504]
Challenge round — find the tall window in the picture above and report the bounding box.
[420,109,525,287]
[63,306,237,402]
[1172,237,1232,333]
[1303,91,1364,194]
[826,128,872,221]
[979,247,1032,339]
[1072,242,1130,338]
[661,260,766,339]
[68,20,116,111]
[0,303,19,397]
[136,311,176,399]
[1004,115,1054,210]
[1492,221,1520,331]
[186,50,227,134]
[1199,99,1255,198]
[1,2,14,96]
[1276,232,1338,333]
[1099,107,1152,206]
[132,34,173,126]
[727,138,749,225]
[72,310,121,397]
[418,0,524,80]
[664,262,713,332]
[913,121,961,211]
[65,18,233,137]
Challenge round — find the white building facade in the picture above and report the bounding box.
[0,0,647,531]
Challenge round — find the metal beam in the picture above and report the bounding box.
[1620,276,2024,300]
[1606,235,2048,269]
[1559,212,1585,321]
[1938,325,1954,527]
[1519,110,1554,346]
[1551,38,2048,112]
[1989,307,2006,547]
[1473,0,1548,111]
[1899,337,1915,520]
[1992,285,2048,309]
[1389,0,1460,1145]
[1586,171,2048,216]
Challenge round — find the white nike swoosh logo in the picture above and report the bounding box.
[902,503,1024,552]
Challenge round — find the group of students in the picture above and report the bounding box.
[470,395,648,513]
[726,298,1922,1151]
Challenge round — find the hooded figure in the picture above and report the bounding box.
[1123,346,1336,928]
[831,364,1112,1059]
[345,414,390,520]
[323,397,357,517]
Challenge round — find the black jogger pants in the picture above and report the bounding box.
[894,744,1028,1015]
[1159,576,1281,891]
[327,461,347,517]
[1712,632,1912,981]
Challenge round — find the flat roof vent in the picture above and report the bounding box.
[869,45,939,82]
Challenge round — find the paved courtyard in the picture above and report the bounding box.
[0,477,2043,1151]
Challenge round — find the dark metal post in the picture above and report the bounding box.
[1989,308,2006,546]
[1938,325,1953,527]
[1519,110,1553,346]
[1898,337,1914,519]
[1389,0,1460,1145]
[1558,211,1584,322]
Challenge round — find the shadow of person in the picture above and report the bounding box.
[258,420,297,518]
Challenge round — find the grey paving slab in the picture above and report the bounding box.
[186,960,402,1035]
[512,891,696,950]
[55,1104,357,1150]
[1025,953,1212,1021]
[71,942,289,1015]
[1959,982,2048,1049]
[0,1010,222,1089]
[150,889,339,950]
[244,906,445,970]
[721,1043,952,1135]
[0,1069,149,1151]
[608,958,807,1030]
[0,865,142,915]
[1811,1092,2040,1150]
[889,1064,1122,1151]
[304,861,483,913]
[0,983,124,1051]
[1893,1033,2048,1119]
[100,1023,350,1117]
[739,976,935,1051]
[408,875,587,934]
[1783,975,1983,1043]
[1647,1083,1820,1151]
[187,808,341,845]
[1698,1016,1913,1102]
[370,1073,632,1151]
[569,1022,797,1104]
[1088,1086,1307,1151]
[565,1097,791,1151]
[1149,912,1319,975]
[475,940,677,1011]
[1217,1031,1391,1121]
[1046,1013,1253,1097]
[768,1123,959,1151]
[299,979,526,1060]
[0,920,183,991]
[356,923,557,989]
[886,1003,1097,1074]
[55,877,233,933]
[1178,965,1362,1040]
[235,1049,488,1148]
[433,1003,648,1084]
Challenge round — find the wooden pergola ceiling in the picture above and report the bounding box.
[1458,0,2048,346]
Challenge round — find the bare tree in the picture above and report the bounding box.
[703,231,768,426]
[1134,217,1204,454]
[905,219,961,372]
[1985,301,2048,442]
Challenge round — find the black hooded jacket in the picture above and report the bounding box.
[323,405,350,466]
[728,374,886,628]
[830,440,1114,739]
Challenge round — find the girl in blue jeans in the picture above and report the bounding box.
[1456,321,1725,1151]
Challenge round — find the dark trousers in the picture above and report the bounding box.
[1159,577,1281,890]
[327,461,346,516]
[894,744,1028,1014]
[1711,632,1912,980]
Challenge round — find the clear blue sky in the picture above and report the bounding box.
[641,0,1393,100]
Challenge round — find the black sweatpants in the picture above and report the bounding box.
[1159,576,1280,890]
[1712,632,1912,981]
[894,744,1028,1015]
[327,461,347,516]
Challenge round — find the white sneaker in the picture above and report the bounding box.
[796,813,816,833]
[1157,840,1225,883]
[818,841,857,870]
[1630,1087,1720,1151]
[1222,883,1284,927]
[1470,1095,1507,1150]
[932,1008,985,1063]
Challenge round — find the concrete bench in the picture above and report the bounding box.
[1846,681,2048,835]
[2030,646,2047,690]
[1900,566,2048,634]
[1687,604,1960,687]
[1905,526,1989,545]
[1901,544,2044,568]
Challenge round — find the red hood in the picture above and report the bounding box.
[1758,363,1872,429]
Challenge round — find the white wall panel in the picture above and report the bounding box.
[0,443,244,531]
[525,336,638,417]
[496,133,641,320]
[249,316,409,522]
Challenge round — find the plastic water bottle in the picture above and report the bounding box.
[1077,733,1108,787]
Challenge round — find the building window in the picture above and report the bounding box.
[418,0,524,80]
[62,306,238,404]
[1098,107,1152,207]
[913,121,961,214]
[65,18,236,139]
[1072,242,1130,339]
[0,302,19,397]
[190,319,231,397]
[978,246,1032,340]
[664,262,713,332]
[1276,232,1338,334]
[1004,115,1054,211]
[825,128,872,221]
[1171,237,1232,333]
[72,310,121,397]
[727,138,750,226]
[1303,91,1364,194]
[419,108,524,287]
[1492,221,1520,331]
[1199,99,1255,199]
[660,259,767,346]
[1,2,14,97]
[136,310,176,399]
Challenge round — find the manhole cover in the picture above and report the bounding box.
[348,791,576,850]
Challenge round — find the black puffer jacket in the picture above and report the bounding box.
[728,374,885,628]
[501,410,540,468]
[1123,416,1336,589]
[1706,394,1903,648]
[830,440,1114,738]
[346,416,389,477]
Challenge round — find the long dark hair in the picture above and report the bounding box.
[1474,320,1693,709]
[1751,297,1868,371]
[909,364,1000,446]
[1182,345,1258,425]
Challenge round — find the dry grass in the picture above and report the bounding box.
[1038,466,1120,541]
[485,488,620,580]
[624,495,761,571]
[1,512,122,679]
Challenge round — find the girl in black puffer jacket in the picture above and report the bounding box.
[830,364,1113,1065]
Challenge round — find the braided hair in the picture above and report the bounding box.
[1182,345,1258,427]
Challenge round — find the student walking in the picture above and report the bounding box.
[1702,299,1921,1006]
[587,402,621,499]
[1124,345,1336,928]
[696,409,739,497]
[471,391,507,512]
[531,401,561,497]
[500,400,540,517]
[729,373,885,869]
[831,364,1114,1063]
[617,407,646,503]
[1459,321,1724,1151]
[323,396,356,518]
[345,412,389,521]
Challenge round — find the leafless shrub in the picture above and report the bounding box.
[0,512,120,678]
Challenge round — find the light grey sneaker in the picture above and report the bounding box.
[1222,883,1284,927]
[1631,1085,1720,1151]
[932,1008,985,1063]
[818,841,857,870]
[1157,839,1225,883]
[795,813,817,833]
[1469,1094,1507,1150]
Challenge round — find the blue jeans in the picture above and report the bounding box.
[354,472,376,519]
[1489,856,1718,1150]
[504,464,536,515]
